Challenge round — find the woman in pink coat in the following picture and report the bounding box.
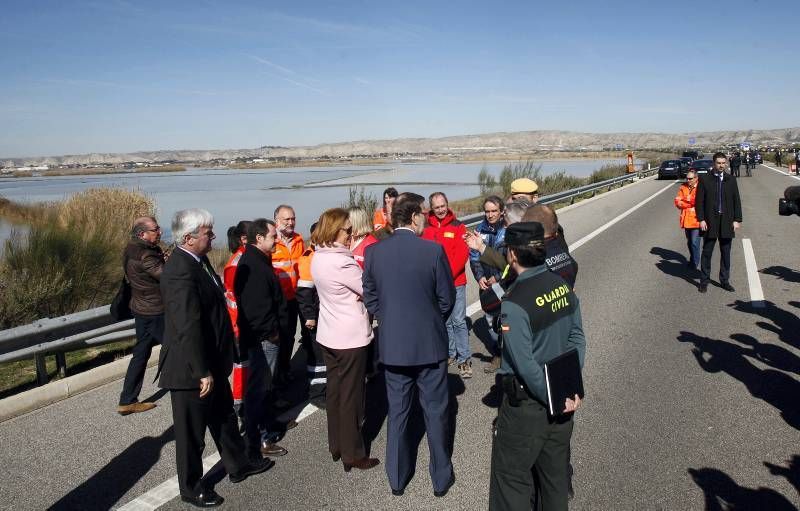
[310,208,379,472]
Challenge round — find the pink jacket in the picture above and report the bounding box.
[311,245,373,350]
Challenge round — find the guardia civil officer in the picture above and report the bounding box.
[488,222,586,511]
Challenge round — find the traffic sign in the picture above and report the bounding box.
[688,137,696,145]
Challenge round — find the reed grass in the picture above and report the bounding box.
[0,189,155,328]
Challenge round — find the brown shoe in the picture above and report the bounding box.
[261,442,288,457]
[458,361,473,379]
[484,356,501,374]
[343,457,380,472]
[117,402,156,415]
[447,357,455,366]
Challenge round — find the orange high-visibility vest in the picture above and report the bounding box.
[272,232,304,300]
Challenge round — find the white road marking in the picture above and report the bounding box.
[117,402,321,510]
[760,163,800,181]
[120,179,677,509]
[118,453,221,511]
[741,238,765,308]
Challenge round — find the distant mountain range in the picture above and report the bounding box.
[4,127,799,166]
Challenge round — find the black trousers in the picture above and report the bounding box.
[489,396,573,511]
[169,378,250,497]
[701,237,732,285]
[119,314,163,405]
[278,299,311,377]
[321,344,367,463]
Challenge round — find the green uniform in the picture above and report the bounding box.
[489,265,585,511]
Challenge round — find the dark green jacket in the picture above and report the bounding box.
[498,265,585,404]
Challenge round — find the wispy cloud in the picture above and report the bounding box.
[248,55,296,75]
[250,55,328,95]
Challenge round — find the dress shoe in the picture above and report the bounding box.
[229,457,275,483]
[434,473,455,498]
[698,283,708,293]
[391,488,404,496]
[721,282,735,292]
[117,402,156,416]
[261,441,288,457]
[180,490,224,508]
[332,453,341,462]
[343,457,380,472]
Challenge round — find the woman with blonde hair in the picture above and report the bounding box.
[310,208,379,472]
[348,207,379,269]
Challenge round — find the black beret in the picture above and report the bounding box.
[505,221,545,247]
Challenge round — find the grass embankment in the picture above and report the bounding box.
[0,188,155,395]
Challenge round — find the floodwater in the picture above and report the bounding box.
[0,159,635,242]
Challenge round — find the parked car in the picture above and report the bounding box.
[688,159,714,175]
[679,156,693,166]
[658,159,684,179]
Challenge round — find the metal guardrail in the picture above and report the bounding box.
[0,163,656,386]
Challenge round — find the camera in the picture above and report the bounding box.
[779,186,800,216]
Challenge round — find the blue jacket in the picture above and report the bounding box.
[469,218,505,282]
[363,229,455,366]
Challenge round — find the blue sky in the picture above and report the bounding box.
[1,0,797,158]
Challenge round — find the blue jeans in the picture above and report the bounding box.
[244,339,281,453]
[446,285,470,363]
[684,228,701,268]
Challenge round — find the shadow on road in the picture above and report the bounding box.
[761,265,800,284]
[677,331,800,431]
[688,467,797,510]
[764,455,800,497]
[49,426,175,510]
[650,246,699,287]
[730,300,800,351]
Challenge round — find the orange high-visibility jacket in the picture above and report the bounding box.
[272,232,305,300]
[674,183,700,229]
[223,246,245,340]
[296,247,319,321]
[373,208,389,230]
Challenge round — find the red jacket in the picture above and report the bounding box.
[422,209,469,286]
[351,234,378,269]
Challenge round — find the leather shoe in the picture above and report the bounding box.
[117,402,156,415]
[343,457,380,472]
[180,490,223,508]
[721,282,735,292]
[229,458,274,483]
[332,453,341,462]
[434,473,455,498]
[261,442,287,457]
[391,488,404,496]
[698,283,708,293]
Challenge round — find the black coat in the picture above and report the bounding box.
[695,172,743,239]
[157,247,235,389]
[233,244,288,351]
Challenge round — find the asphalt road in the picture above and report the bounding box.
[0,166,798,510]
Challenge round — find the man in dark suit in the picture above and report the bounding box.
[695,153,743,293]
[158,209,273,508]
[363,193,457,497]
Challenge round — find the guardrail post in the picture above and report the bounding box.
[55,352,67,378]
[34,354,49,385]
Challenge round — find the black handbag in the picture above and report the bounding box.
[110,255,133,320]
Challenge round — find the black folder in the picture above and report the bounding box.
[544,348,584,415]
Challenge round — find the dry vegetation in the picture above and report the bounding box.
[0,188,155,328]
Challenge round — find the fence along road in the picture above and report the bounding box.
[0,167,797,509]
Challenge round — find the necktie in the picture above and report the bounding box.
[717,175,723,215]
[201,260,220,288]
